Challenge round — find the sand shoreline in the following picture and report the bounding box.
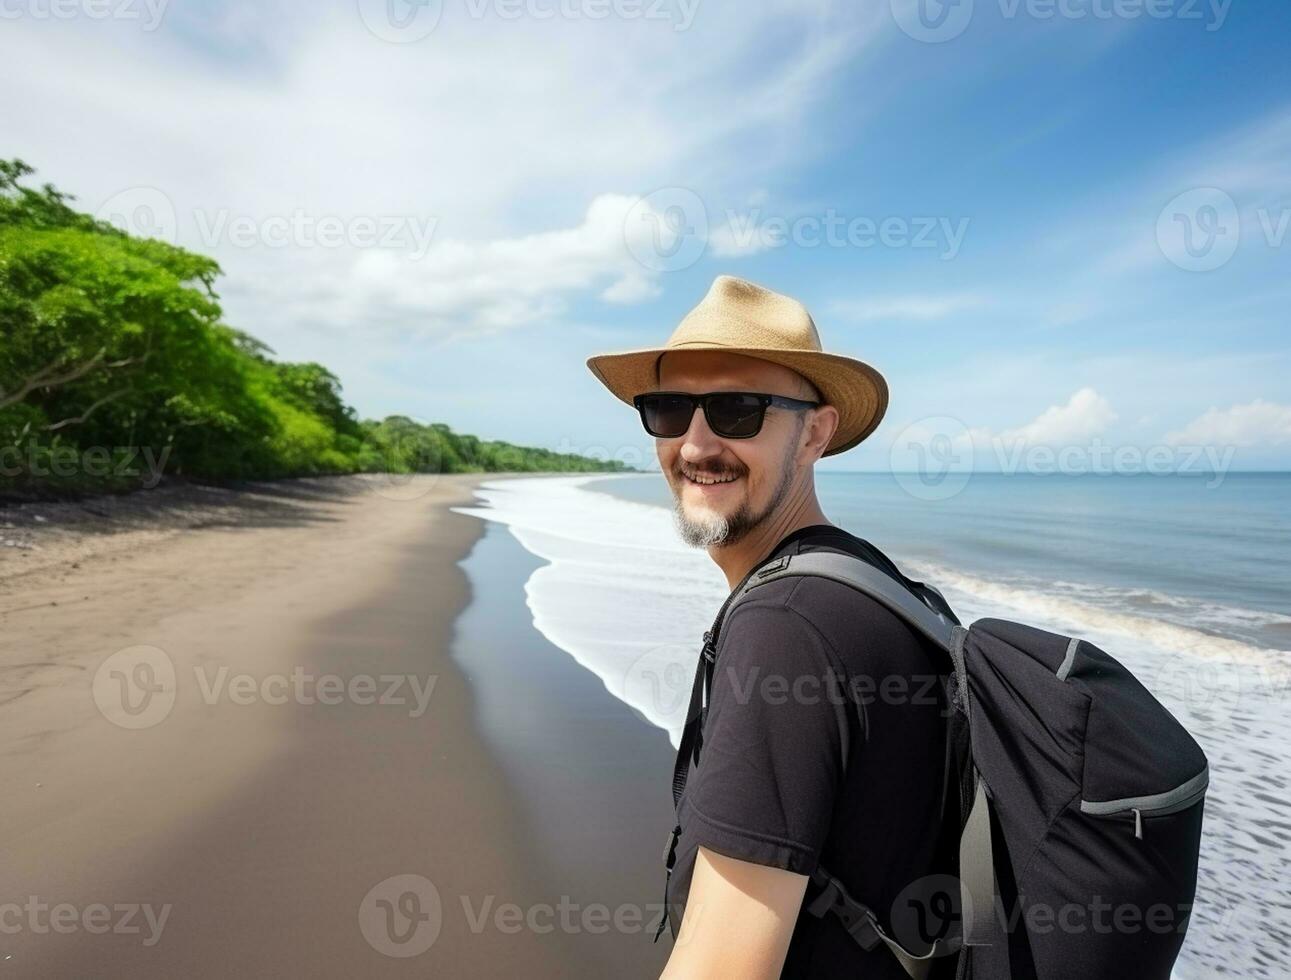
[0,472,589,592]
[0,471,669,977]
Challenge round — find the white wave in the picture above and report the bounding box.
[455,474,1291,978]
[453,475,727,749]
[1045,577,1291,634]
[905,560,1291,683]
[454,474,1291,745]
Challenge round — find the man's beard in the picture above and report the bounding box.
[671,448,798,549]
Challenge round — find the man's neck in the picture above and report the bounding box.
[709,494,834,590]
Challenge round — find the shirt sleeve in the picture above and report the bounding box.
[683,593,853,876]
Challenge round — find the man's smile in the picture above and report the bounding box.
[681,467,742,491]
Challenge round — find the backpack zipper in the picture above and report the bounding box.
[1080,767,1209,840]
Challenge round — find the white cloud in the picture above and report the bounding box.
[940,104,1291,337]
[1078,106,1291,280]
[993,387,1118,446]
[1166,400,1291,448]
[950,388,1118,454]
[889,387,1118,466]
[601,270,662,305]
[242,192,695,339]
[0,1,889,349]
[709,212,777,258]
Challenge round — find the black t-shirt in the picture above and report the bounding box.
[664,524,952,979]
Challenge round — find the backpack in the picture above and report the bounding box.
[658,547,1208,980]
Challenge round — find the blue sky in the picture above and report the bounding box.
[3,0,1288,471]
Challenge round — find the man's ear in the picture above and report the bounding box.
[799,404,839,463]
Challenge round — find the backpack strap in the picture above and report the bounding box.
[742,552,960,651]
[670,629,713,811]
[745,555,1003,972]
[960,768,1004,952]
[655,627,718,942]
[806,864,954,979]
[656,549,998,974]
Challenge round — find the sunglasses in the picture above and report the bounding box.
[633,390,820,440]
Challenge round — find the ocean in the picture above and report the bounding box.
[453,471,1291,979]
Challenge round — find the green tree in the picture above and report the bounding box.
[1,158,633,496]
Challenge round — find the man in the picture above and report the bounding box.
[586,276,954,979]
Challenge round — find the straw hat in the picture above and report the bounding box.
[586,275,889,456]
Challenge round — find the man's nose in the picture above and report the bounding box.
[678,403,724,460]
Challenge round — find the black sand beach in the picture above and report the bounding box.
[451,518,679,975]
[0,474,676,978]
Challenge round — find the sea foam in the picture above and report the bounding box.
[455,474,1291,979]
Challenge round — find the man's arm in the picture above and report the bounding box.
[658,599,851,977]
[659,845,809,980]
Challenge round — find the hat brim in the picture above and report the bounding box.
[586,345,889,457]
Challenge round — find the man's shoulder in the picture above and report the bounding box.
[750,524,906,611]
[729,526,937,670]
[774,523,898,570]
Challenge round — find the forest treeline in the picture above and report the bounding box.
[0,160,631,497]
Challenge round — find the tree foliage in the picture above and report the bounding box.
[0,160,631,496]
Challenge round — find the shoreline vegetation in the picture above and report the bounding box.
[0,159,632,502]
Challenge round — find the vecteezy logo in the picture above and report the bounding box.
[1149,659,1244,725]
[359,874,443,957]
[1156,187,1240,272]
[92,645,177,730]
[889,415,973,501]
[624,643,695,723]
[94,187,178,244]
[623,187,709,273]
[890,0,974,43]
[357,0,444,43]
[889,874,965,959]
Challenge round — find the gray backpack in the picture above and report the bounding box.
[661,549,1208,980]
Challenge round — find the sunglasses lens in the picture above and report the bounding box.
[706,393,765,438]
[640,394,695,437]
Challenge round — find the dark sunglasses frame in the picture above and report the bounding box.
[632,390,821,439]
